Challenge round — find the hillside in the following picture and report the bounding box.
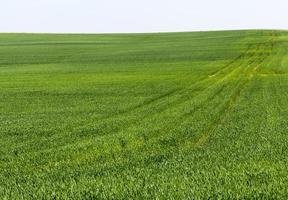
[1,30,288,199]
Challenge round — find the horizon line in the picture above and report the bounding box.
[0,28,287,35]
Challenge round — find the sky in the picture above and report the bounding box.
[0,0,287,33]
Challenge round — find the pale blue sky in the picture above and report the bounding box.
[0,0,287,33]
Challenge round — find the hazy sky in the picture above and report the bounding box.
[1,0,287,33]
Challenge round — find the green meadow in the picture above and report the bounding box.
[1,30,288,199]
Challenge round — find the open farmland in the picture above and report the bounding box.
[1,30,288,199]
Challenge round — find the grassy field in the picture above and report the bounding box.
[1,30,288,199]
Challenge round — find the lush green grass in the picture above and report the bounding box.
[1,30,288,199]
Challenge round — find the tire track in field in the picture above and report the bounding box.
[57,40,272,138]
[149,40,270,123]
[155,39,276,152]
[62,43,272,167]
[67,33,278,167]
[114,37,274,119]
[19,38,254,156]
[189,37,276,149]
[83,54,248,135]
[59,47,249,137]
[21,34,276,157]
[99,46,254,120]
[59,41,270,145]
[150,50,262,149]
[18,59,248,158]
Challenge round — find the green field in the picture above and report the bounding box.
[1,30,288,199]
